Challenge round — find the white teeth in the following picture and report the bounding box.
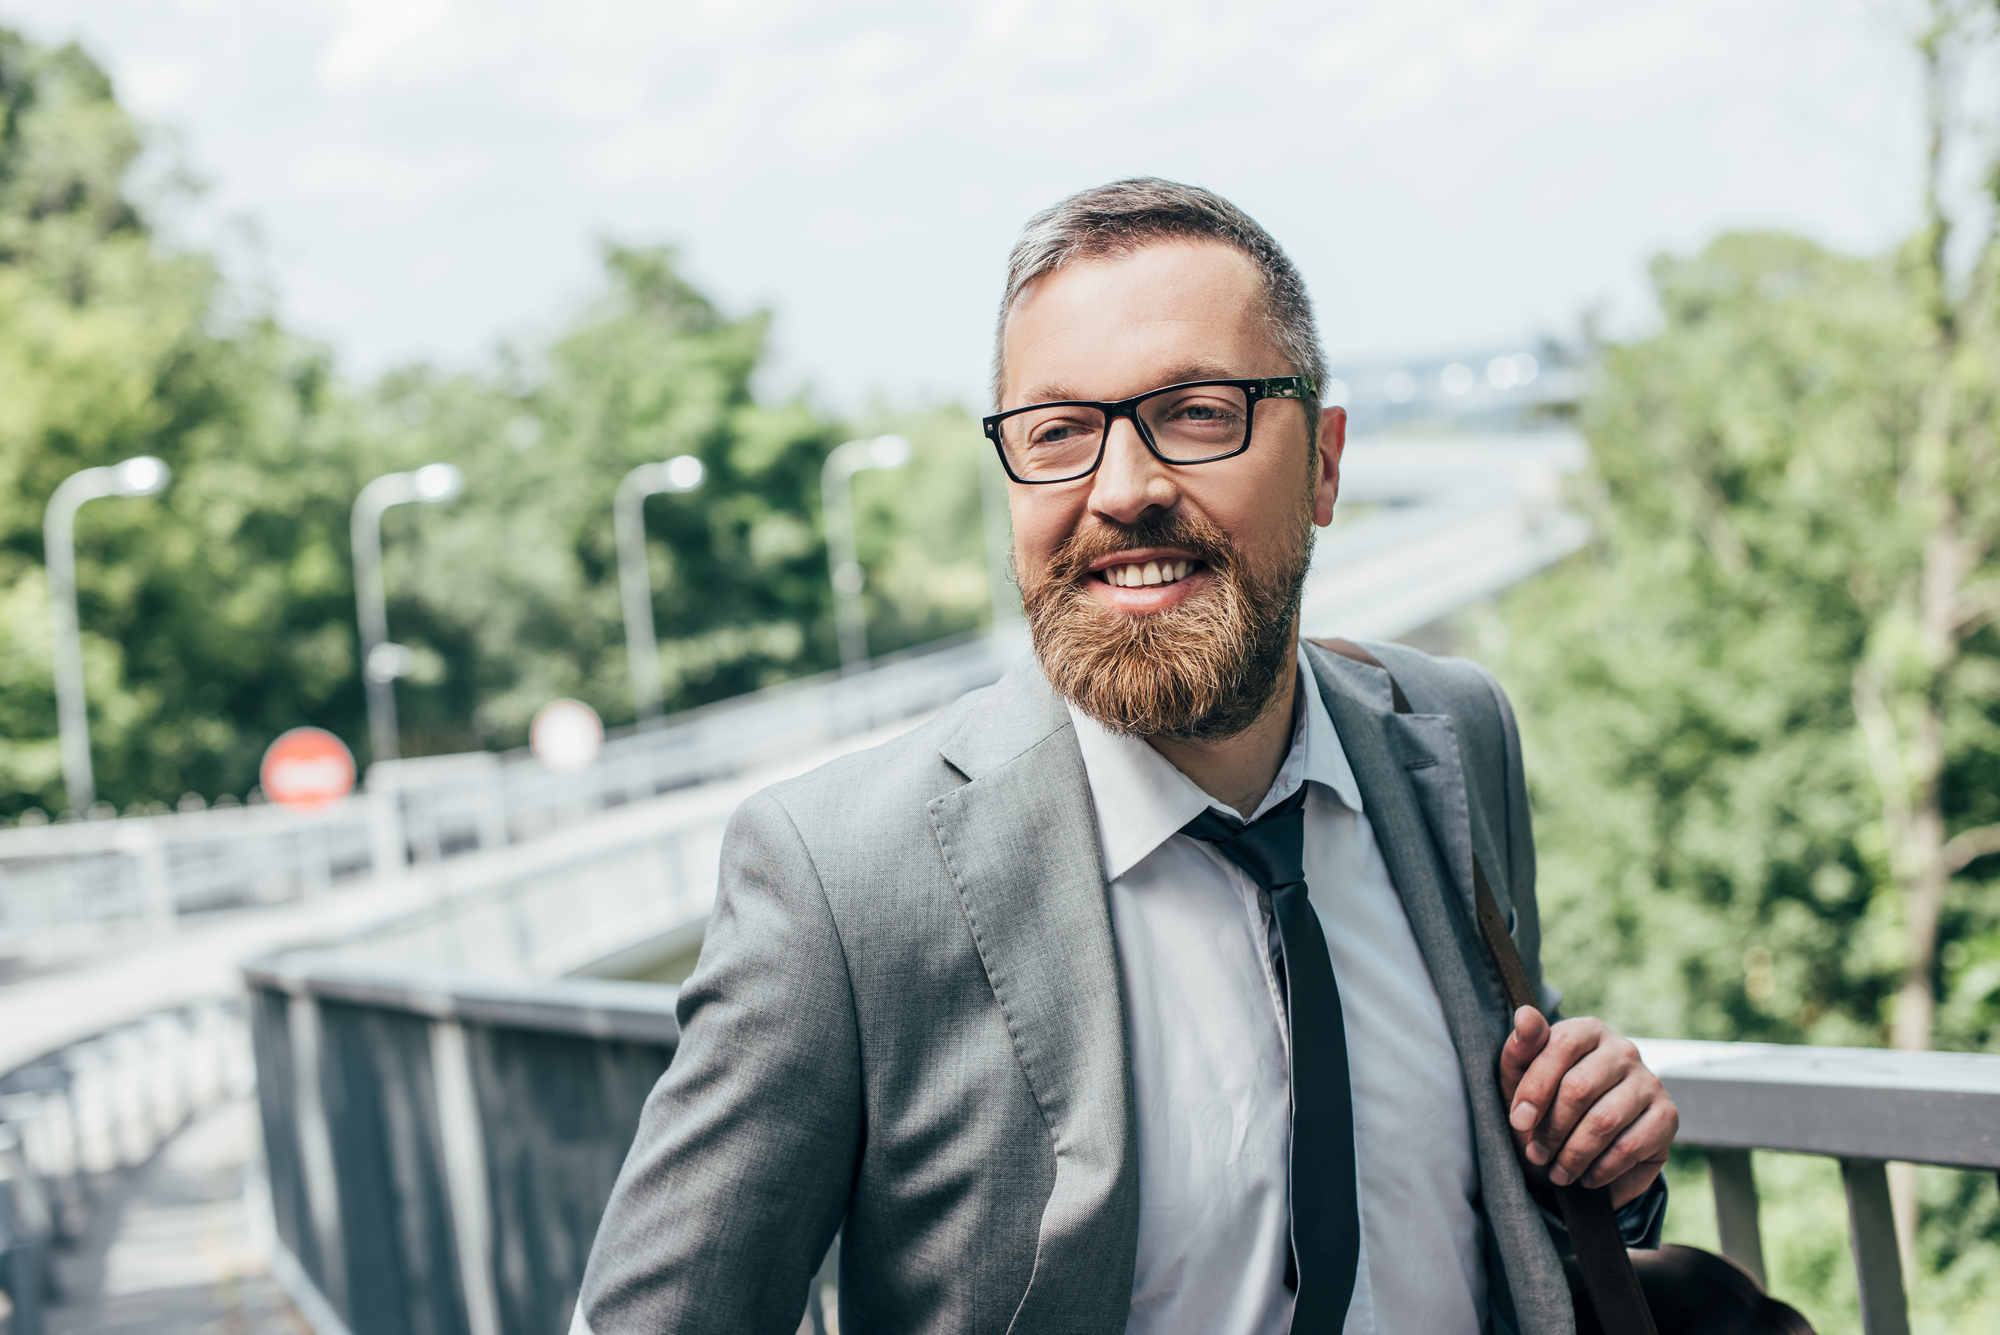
[1105,560,1197,587]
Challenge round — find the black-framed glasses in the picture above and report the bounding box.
[981,376,1314,484]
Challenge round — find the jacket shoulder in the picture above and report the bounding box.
[761,680,995,800]
[734,678,1006,875]
[1336,640,1523,813]
[1357,640,1511,721]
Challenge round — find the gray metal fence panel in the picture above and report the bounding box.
[245,963,681,1335]
[468,1024,672,1335]
[250,987,320,1293]
[315,999,471,1335]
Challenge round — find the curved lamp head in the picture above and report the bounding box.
[867,435,911,470]
[412,462,464,502]
[663,454,706,492]
[112,456,171,497]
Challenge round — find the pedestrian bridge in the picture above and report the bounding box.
[7,432,1991,1335]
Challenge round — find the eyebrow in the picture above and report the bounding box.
[1015,360,1242,408]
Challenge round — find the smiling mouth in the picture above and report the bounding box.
[1094,558,1203,589]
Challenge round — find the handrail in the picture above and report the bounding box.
[1639,1038,2000,1169]
[0,625,1028,959]
[1636,1038,2000,1335]
[235,962,2000,1335]
[241,958,680,1045]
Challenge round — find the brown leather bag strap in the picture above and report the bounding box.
[1308,637,1660,1335]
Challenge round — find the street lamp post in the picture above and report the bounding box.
[44,456,172,813]
[821,435,910,673]
[351,463,463,764]
[614,454,706,723]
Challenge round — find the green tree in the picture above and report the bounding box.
[0,24,1002,813]
[1483,223,2000,1335]
[358,247,1000,754]
[0,30,368,816]
[1478,17,2000,1310]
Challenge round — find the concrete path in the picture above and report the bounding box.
[43,1099,303,1335]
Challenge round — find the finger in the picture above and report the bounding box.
[1499,1006,1550,1108]
[1509,1019,1606,1149]
[1532,1040,1633,1160]
[1585,1093,1680,1192]
[1546,1075,1649,1187]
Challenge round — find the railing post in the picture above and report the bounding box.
[1706,1148,1765,1289]
[301,821,332,901]
[1840,1157,1910,1335]
[289,994,349,1316]
[429,1018,502,1335]
[806,1232,840,1334]
[368,775,406,886]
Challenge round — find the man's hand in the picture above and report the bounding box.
[1498,1008,1678,1209]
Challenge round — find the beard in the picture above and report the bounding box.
[1019,501,1315,742]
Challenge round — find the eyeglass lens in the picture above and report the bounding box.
[996,384,1252,481]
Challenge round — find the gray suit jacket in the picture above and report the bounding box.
[576,640,1575,1335]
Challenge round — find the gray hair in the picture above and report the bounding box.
[991,178,1325,422]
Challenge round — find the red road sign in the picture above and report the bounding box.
[260,727,356,810]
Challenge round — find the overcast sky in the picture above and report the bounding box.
[8,0,1925,411]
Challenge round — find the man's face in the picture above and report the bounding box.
[1000,239,1345,738]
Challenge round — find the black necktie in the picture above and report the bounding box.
[1181,786,1360,1332]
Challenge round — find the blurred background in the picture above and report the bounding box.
[0,3,1994,1334]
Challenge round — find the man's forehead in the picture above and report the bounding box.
[1009,239,1261,316]
[1017,359,1240,407]
[1000,241,1275,405]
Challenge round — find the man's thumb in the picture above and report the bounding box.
[1501,1006,1545,1077]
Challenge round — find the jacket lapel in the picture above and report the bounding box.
[928,658,1139,1335]
[1305,643,1571,1331]
[1307,645,1510,1013]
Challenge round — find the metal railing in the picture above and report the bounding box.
[236,960,2000,1335]
[241,961,686,1335]
[283,761,745,984]
[0,997,251,1335]
[0,627,1027,963]
[1636,1038,2000,1335]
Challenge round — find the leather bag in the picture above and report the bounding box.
[1312,639,1816,1335]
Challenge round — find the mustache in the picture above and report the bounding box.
[1040,511,1237,587]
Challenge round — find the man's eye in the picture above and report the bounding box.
[1164,399,1240,427]
[1031,421,1090,447]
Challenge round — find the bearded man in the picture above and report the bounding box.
[574,179,1678,1335]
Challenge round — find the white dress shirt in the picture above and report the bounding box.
[1068,647,1485,1335]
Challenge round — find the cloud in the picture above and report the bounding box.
[2,0,1926,407]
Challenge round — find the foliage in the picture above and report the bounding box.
[0,30,362,814]
[0,27,998,814]
[1478,228,2000,1327]
[363,258,998,756]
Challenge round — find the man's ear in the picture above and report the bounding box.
[1314,405,1347,527]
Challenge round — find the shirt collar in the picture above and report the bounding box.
[1067,644,1366,882]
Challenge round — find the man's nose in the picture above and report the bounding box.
[1087,416,1179,526]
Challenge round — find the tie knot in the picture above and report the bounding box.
[1179,785,1308,892]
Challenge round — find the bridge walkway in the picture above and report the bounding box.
[38,1099,300,1335]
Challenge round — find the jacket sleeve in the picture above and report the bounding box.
[574,789,862,1335]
